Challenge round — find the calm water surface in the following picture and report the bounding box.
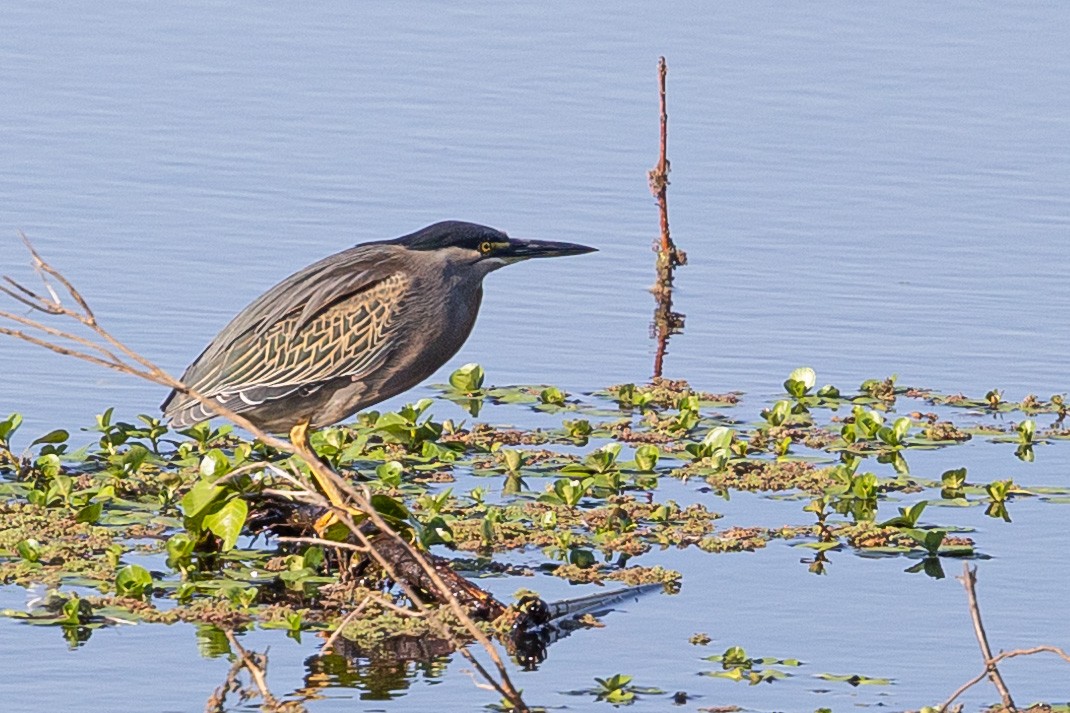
[2,2,1069,711]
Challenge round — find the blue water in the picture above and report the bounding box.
[2,2,1070,711]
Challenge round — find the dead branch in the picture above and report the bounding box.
[647,56,684,268]
[938,565,1070,712]
[319,597,372,655]
[647,56,686,379]
[1,237,528,713]
[960,564,1015,710]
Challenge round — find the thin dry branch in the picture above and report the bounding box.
[319,597,372,655]
[959,564,1016,711]
[1,237,528,713]
[647,56,683,268]
[939,643,1070,712]
[647,56,686,379]
[938,565,1070,712]
[276,536,370,554]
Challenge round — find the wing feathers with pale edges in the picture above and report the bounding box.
[162,244,411,423]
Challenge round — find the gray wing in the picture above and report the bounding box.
[162,244,411,426]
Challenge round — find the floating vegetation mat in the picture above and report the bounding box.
[2,366,1069,710]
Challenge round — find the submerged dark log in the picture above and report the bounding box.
[246,494,506,620]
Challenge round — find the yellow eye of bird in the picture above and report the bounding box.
[479,241,494,254]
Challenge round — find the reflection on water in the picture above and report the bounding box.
[304,645,448,702]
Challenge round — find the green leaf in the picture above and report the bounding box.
[815,672,893,686]
[0,412,22,442]
[199,449,230,479]
[784,367,816,398]
[539,386,566,405]
[31,429,69,447]
[202,497,248,551]
[879,500,927,528]
[180,480,226,520]
[892,416,911,442]
[448,363,485,393]
[762,400,793,426]
[634,444,659,472]
[941,467,967,489]
[165,532,195,570]
[370,493,410,528]
[115,564,153,598]
[568,548,596,568]
[16,538,42,562]
[75,502,104,524]
[501,449,524,473]
[375,460,404,486]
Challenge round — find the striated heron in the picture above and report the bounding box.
[161,221,595,507]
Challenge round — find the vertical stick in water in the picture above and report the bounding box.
[648,57,686,378]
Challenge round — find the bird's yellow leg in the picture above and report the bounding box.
[289,418,354,535]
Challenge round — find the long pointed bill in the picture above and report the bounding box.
[504,238,598,260]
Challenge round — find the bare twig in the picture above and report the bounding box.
[647,57,683,268]
[959,564,1016,711]
[647,56,686,379]
[319,597,371,655]
[275,536,370,554]
[939,644,1070,711]
[1,237,529,713]
[939,566,1070,711]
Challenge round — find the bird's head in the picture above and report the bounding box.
[393,221,596,274]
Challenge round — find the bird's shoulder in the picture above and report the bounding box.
[228,243,411,340]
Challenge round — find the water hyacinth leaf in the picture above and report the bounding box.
[115,564,154,598]
[904,529,946,555]
[417,516,454,547]
[199,449,230,479]
[784,367,816,398]
[816,384,841,398]
[202,497,248,551]
[815,673,893,686]
[879,500,927,529]
[180,480,227,520]
[717,646,752,668]
[0,412,22,443]
[568,548,596,569]
[448,362,484,394]
[539,386,566,405]
[375,460,404,486]
[31,429,69,447]
[370,493,411,529]
[166,532,196,570]
[762,400,792,426]
[1018,413,1035,441]
[634,444,659,472]
[75,501,104,524]
[16,538,42,562]
[986,479,1015,503]
[501,449,524,473]
[941,467,967,489]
